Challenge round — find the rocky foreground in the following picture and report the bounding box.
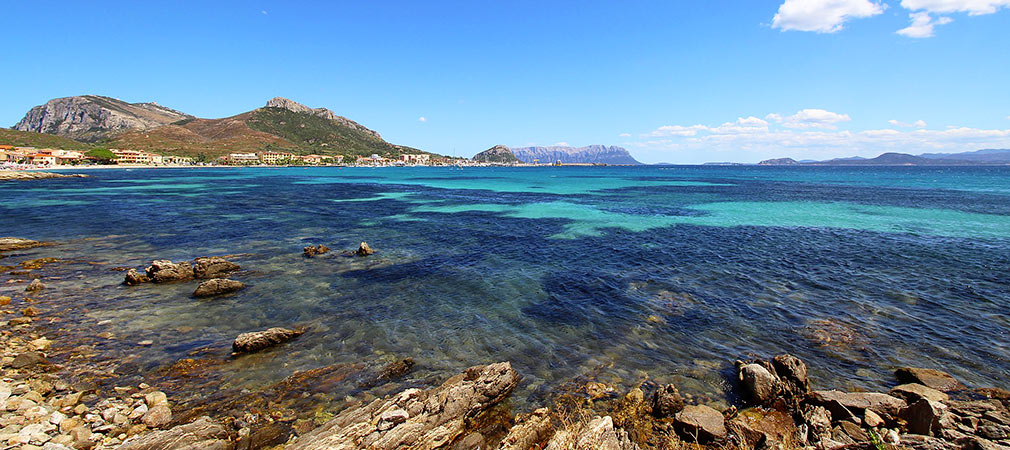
[0,171,88,181]
[2,238,1009,450]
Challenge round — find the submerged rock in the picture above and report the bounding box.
[0,237,47,252]
[145,260,195,283]
[896,367,965,392]
[286,362,519,450]
[124,268,149,285]
[652,384,685,418]
[232,327,304,354]
[116,416,232,450]
[12,351,49,369]
[303,244,330,258]
[193,279,246,298]
[192,257,241,279]
[26,278,45,292]
[355,241,374,256]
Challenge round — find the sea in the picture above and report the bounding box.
[2,165,1008,409]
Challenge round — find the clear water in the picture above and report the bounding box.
[2,166,1009,408]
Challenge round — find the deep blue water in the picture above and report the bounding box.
[2,165,1009,408]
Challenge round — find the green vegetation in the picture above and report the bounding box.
[0,128,93,150]
[86,148,116,163]
[246,107,426,158]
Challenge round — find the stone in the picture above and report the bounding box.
[361,358,416,388]
[355,242,374,256]
[29,338,51,351]
[895,368,965,392]
[675,404,727,443]
[864,409,884,428]
[144,391,168,408]
[142,405,172,428]
[772,354,810,394]
[544,415,637,450]
[144,260,194,283]
[728,407,799,449]
[808,390,907,420]
[22,306,40,317]
[739,363,780,405]
[285,362,518,450]
[0,295,10,305]
[500,408,553,450]
[12,351,48,369]
[232,327,304,354]
[193,279,245,298]
[0,237,46,252]
[801,404,833,440]
[116,416,232,450]
[376,408,408,431]
[26,279,45,292]
[839,420,869,442]
[123,269,148,286]
[451,432,486,450]
[652,384,685,417]
[302,245,330,258]
[903,399,947,436]
[891,384,950,404]
[192,257,240,279]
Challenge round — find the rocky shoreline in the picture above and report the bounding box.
[2,237,1009,450]
[0,171,88,181]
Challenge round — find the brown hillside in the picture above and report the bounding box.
[107,113,293,157]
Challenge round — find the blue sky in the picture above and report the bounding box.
[3,1,1009,163]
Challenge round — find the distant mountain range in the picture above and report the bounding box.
[508,145,641,165]
[9,95,424,158]
[757,150,1010,166]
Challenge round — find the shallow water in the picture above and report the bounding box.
[2,165,1009,408]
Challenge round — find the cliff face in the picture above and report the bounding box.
[264,97,380,139]
[472,145,519,163]
[13,95,192,142]
[510,145,641,165]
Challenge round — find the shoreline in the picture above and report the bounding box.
[2,238,1008,450]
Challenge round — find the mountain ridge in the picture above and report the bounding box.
[510,145,641,164]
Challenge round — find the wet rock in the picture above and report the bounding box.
[891,383,950,404]
[500,408,553,450]
[675,404,727,443]
[145,391,169,408]
[903,400,948,436]
[12,351,49,369]
[193,279,245,298]
[0,295,10,305]
[772,353,810,395]
[286,362,519,450]
[117,416,233,450]
[145,260,194,283]
[142,405,173,428]
[192,257,240,279]
[232,327,304,354]
[355,241,374,256]
[361,358,416,388]
[124,268,149,286]
[728,407,799,449]
[22,306,40,317]
[652,384,685,418]
[808,390,907,420]
[302,245,330,258]
[895,368,965,392]
[739,363,780,406]
[26,278,45,292]
[0,237,47,252]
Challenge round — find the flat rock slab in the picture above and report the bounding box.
[809,390,907,418]
[232,327,304,354]
[285,362,519,450]
[0,237,48,252]
[896,368,965,392]
[116,416,233,450]
[192,257,240,279]
[891,383,950,404]
[193,279,245,297]
[675,404,727,443]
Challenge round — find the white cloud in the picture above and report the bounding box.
[619,133,632,137]
[553,141,570,147]
[769,109,852,129]
[897,12,953,37]
[772,0,885,33]
[418,116,427,123]
[889,119,928,127]
[261,10,268,15]
[648,124,708,137]
[900,0,1010,15]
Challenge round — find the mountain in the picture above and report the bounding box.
[472,145,519,164]
[509,145,641,164]
[758,158,798,165]
[919,149,1010,163]
[13,95,192,142]
[10,96,427,159]
[0,128,94,150]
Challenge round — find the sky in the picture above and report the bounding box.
[2,1,1009,164]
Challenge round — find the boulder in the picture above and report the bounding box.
[193,279,246,298]
[232,327,304,354]
[801,404,833,441]
[890,384,950,404]
[808,390,907,420]
[124,268,149,286]
[772,354,810,395]
[500,408,553,450]
[895,368,965,392]
[285,362,519,450]
[652,384,685,417]
[303,245,330,258]
[356,242,374,256]
[675,405,727,443]
[192,257,240,279]
[727,407,799,449]
[903,400,948,436]
[26,278,45,292]
[864,409,884,428]
[145,260,195,283]
[142,405,173,428]
[739,363,780,405]
[116,416,233,450]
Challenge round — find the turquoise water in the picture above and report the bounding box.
[1,165,1009,408]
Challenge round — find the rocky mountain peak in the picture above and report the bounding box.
[472,145,519,163]
[263,97,380,138]
[13,95,192,142]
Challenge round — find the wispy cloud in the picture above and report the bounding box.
[619,133,631,137]
[897,12,953,37]
[900,0,1010,15]
[553,141,570,146]
[418,116,427,123]
[769,109,852,129]
[261,10,268,15]
[889,119,928,128]
[772,0,885,33]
